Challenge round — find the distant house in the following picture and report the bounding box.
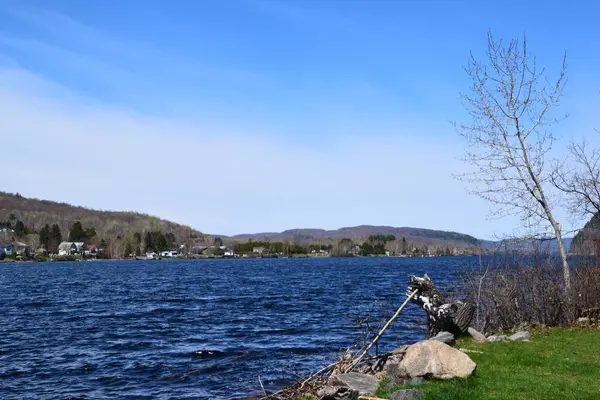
[58,242,78,256]
[224,249,235,257]
[13,241,29,255]
[0,243,14,257]
[253,247,266,254]
[85,245,96,255]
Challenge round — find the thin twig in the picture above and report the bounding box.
[258,375,267,397]
[345,289,419,372]
[476,260,489,330]
[299,361,336,389]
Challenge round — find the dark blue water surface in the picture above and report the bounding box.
[0,257,477,399]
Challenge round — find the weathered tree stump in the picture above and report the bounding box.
[406,274,475,338]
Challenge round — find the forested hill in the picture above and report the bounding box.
[223,225,482,249]
[570,213,600,255]
[0,192,204,249]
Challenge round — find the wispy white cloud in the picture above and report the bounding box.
[0,65,508,238]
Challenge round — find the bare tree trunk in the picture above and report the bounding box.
[545,216,570,292]
[455,31,570,292]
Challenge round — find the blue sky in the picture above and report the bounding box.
[0,0,599,239]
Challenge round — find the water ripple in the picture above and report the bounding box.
[0,257,476,399]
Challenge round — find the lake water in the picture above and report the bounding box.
[0,257,477,399]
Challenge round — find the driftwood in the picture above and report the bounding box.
[345,289,419,372]
[407,273,475,338]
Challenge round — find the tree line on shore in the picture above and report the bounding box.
[1,215,476,259]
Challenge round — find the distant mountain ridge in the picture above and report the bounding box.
[221,225,482,247]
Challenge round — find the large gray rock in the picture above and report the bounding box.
[398,340,477,379]
[390,389,424,400]
[329,372,379,395]
[317,385,358,400]
[430,331,455,345]
[509,331,532,341]
[487,335,508,343]
[467,327,487,342]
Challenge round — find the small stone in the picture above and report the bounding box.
[317,385,359,400]
[486,335,508,342]
[509,331,532,341]
[389,389,424,400]
[328,372,379,396]
[430,331,455,345]
[468,327,487,342]
[577,317,590,325]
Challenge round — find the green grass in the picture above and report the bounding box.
[379,327,600,400]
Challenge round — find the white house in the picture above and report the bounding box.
[58,242,86,256]
[58,242,77,255]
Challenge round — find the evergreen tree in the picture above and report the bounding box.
[154,232,168,251]
[14,220,26,237]
[39,224,51,249]
[144,231,153,252]
[165,232,177,248]
[68,221,86,242]
[49,224,62,254]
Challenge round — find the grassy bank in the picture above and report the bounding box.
[378,326,600,400]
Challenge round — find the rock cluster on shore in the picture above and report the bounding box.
[317,338,477,399]
[313,328,534,400]
[466,327,532,343]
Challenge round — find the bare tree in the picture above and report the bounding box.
[552,139,600,219]
[455,31,570,291]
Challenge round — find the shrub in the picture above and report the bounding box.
[462,256,600,334]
